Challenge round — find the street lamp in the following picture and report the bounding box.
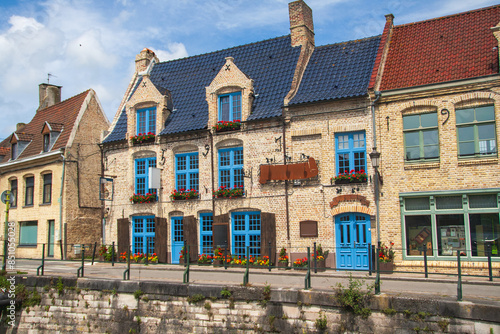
[369,148,380,169]
[369,147,381,247]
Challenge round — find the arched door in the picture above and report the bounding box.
[335,213,371,270]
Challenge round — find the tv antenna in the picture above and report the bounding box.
[47,73,57,84]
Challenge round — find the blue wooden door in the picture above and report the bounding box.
[171,217,184,264]
[336,213,371,270]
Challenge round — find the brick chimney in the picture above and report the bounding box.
[135,48,159,73]
[38,83,62,111]
[289,0,315,48]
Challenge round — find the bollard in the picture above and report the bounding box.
[368,243,372,276]
[268,242,272,272]
[92,242,97,265]
[313,242,317,274]
[375,245,381,295]
[423,247,428,278]
[183,246,190,284]
[37,244,46,276]
[60,240,64,260]
[111,242,115,267]
[224,247,228,270]
[457,250,462,301]
[487,243,493,282]
[304,247,311,290]
[77,247,85,278]
[243,246,249,286]
[123,246,131,280]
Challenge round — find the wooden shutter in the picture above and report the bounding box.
[183,216,198,262]
[213,214,229,251]
[154,217,168,263]
[260,212,276,264]
[117,218,130,257]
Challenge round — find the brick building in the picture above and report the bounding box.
[102,0,382,268]
[372,6,500,272]
[0,84,109,259]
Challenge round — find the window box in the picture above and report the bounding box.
[170,189,199,201]
[130,193,157,204]
[213,120,241,133]
[331,170,367,184]
[130,133,155,145]
[213,186,244,199]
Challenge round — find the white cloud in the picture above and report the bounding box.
[152,43,189,62]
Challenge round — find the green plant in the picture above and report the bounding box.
[437,319,449,332]
[259,283,271,308]
[382,308,397,315]
[378,242,395,263]
[136,316,141,324]
[315,311,327,331]
[56,277,64,295]
[334,274,373,318]
[204,301,211,310]
[213,185,244,198]
[133,290,143,300]
[212,120,241,132]
[111,288,118,296]
[220,288,232,298]
[16,271,28,275]
[170,188,199,201]
[142,296,150,302]
[130,192,157,204]
[187,294,205,304]
[23,288,42,308]
[278,247,289,263]
[403,309,412,317]
[130,132,155,144]
[43,285,50,292]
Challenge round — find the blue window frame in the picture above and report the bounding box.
[132,216,155,254]
[175,152,199,191]
[135,157,157,195]
[136,107,156,135]
[199,213,213,255]
[219,147,244,189]
[232,212,261,258]
[335,131,366,174]
[218,92,241,122]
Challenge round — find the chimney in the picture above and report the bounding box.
[135,48,159,74]
[16,123,26,132]
[38,83,62,110]
[289,0,315,48]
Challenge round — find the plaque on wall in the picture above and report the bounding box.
[300,220,318,237]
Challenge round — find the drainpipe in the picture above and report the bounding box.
[282,118,290,242]
[209,131,215,215]
[59,151,66,259]
[371,91,381,247]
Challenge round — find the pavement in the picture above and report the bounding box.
[9,259,500,306]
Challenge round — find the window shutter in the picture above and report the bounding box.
[213,214,229,251]
[117,218,130,257]
[183,216,198,262]
[260,212,276,264]
[154,217,168,263]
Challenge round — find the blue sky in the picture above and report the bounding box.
[0,0,498,136]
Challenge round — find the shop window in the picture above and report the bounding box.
[19,221,37,246]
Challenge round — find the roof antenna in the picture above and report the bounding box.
[47,73,57,84]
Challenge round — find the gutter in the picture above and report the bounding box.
[59,152,66,260]
[371,91,381,247]
[0,150,63,170]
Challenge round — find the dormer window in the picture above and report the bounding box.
[41,122,62,153]
[137,107,156,135]
[43,134,50,152]
[219,92,241,122]
[11,143,17,160]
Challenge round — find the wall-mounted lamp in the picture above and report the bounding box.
[369,148,380,169]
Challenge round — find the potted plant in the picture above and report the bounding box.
[278,247,289,269]
[130,192,157,204]
[315,244,329,272]
[212,247,225,266]
[293,257,308,270]
[197,254,213,265]
[213,185,244,199]
[213,120,241,133]
[170,188,199,201]
[331,169,368,185]
[130,132,155,145]
[378,242,395,273]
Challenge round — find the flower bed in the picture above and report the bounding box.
[170,188,199,201]
[213,120,241,133]
[293,257,308,268]
[213,185,244,199]
[120,252,158,263]
[332,169,367,184]
[130,132,155,144]
[130,192,157,204]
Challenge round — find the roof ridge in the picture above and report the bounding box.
[156,35,292,64]
[394,4,500,29]
[37,89,90,114]
[315,35,382,50]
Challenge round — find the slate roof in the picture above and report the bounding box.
[290,36,381,105]
[0,90,90,163]
[380,5,500,91]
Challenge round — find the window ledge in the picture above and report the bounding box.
[39,203,51,206]
[22,205,34,208]
[404,161,440,170]
[458,157,498,167]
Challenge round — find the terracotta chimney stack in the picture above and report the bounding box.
[289,0,315,48]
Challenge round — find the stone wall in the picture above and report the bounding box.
[5,276,500,333]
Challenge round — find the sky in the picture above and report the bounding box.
[0,0,498,136]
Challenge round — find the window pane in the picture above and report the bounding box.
[469,194,497,208]
[421,113,438,128]
[459,142,475,156]
[20,221,37,245]
[405,215,433,256]
[177,156,186,170]
[337,135,349,150]
[220,151,230,166]
[338,153,349,173]
[405,197,430,210]
[353,152,365,172]
[220,96,229,121]
[436,196,462,210]
[456,108,474,124]
[234,149,243,165]
[458,126,474,141]
[475,105,495,122]
[232,94,241,121]
[405,146,420,160]
[148,108,156,134]
[403,114,420,130]
[405,132,419,146]
[437,214,465,256]
[190,155,199,170]
[423,129,438,145]
[469,213,499,257]
[478,124,496,154]
[353,133,364,148]
[137,110,146,134]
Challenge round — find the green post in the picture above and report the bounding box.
[457,250,462,301]
[243,246,249,286]
[2,191,10,271]
[37,244,45,276]
[123,246,130,280]
[111,242,115,267]
[375,245,381,295]
[304,247,311,290]
[183,245,190,284]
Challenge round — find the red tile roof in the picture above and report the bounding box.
[380,5,500,91]
[0,90,90,162]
